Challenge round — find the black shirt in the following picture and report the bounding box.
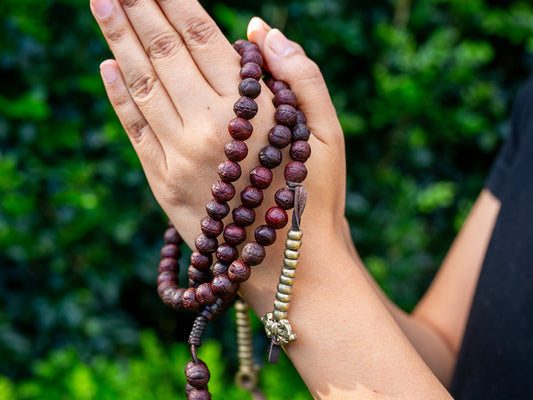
[450,79,533,399]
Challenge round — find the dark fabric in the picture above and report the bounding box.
[450,79,533,399]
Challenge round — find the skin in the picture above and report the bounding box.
[90,0,502,398]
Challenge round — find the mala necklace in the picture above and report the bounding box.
[155,39,311,400]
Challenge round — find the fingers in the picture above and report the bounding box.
[91,0,184,148]
[247,18,342,146]
[100,59,167,176]
[155,0,241,96]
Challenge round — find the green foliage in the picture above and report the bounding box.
[0,330,310,400]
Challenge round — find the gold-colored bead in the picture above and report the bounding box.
[280,275,295,286]
[277,283,293,295]
[285,238,302,250]
[274,300,290,312]
[288,230,303,240]
[283,258,299,269]
[284,249,299,259]
[273,310,288,320]
[276,292,291,302]
[282,266,297,277]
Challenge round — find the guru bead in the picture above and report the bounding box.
[268,125,292,148]
[273,89,298,108]
[223,223,246,246]
[224,140,248,162]
[233,96,258,120]
[258,145,282,169]
[200,216,223,238]
[242,242,266,266]
[249,166,273,189]
[240,186,263,208]
[240,62,262,81]
[185,359,211,388]
[284,161,308,183]
[265,207,289,230]
[238,78,261,99]
[211,181,235,203]
[290,140,312,162]
[217,160,242,182]
[205,200,229,220]
[274,188,295,210]
[228,117,253,140]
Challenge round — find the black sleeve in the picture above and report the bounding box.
[485,78,533,199]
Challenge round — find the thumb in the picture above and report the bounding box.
[247,18,342,144]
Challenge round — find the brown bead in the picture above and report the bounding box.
[284,161,308,183]
[211,261,228,276]
[185,383,194,396]
[200,216,223,239]
[160,243,180,259]
[157,271,177,285]
[189,278,201,288]
[215,244,238,264]
[228,117,253,141]
[206,200,230,220]
[254,225,277,246]
[187,388,211,400]
[158,257,178,273]
[238,78,261,99]
[290,140,311,162]
[190,251,212,271]
[188,266,210,283]
[268,125,292,148]
[242,242,266,266]
[211,273,237,297]
[170,287,186,310]
[201,298,227,321]
[233,96,258,120]
[228,260,251,283]
[275,188,295,209]
[233,39,248,53]
[232,205,255,227]
[223,223,246,246]
[238,41,259,55]
[195,233,218,254]
[182,288,201,311]
[292,123,311,141]
[250,166,273,189]
[269,80,289,95]
[240,50,263,67]
[265,207,289,230]
[196,283,218,306]
[224,140,248,162]
[185,359,211,388]
[241,185,263,208]
[258,145,282,169]
[211,181,235,203]
[217,160,241,182]
[167,219,175,228]
[275,104,297,127]
[240,62,262,81]
[296,110,307,124]
[164,227,182,244]
[273,89,298,108]
[158,281,176,300]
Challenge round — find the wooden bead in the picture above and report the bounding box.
[157,271,177,285]
[258,145,282,169]
[158,281,176,299]
[189,278,201,288]
[238,78,261,99]
[232,205,255,227]
[185,360,211,388]
[233,39,248,53]
[187,388,211,400]
[268,125,292,148]
[240,50,263,67]
[273,89,298,108]
[158,257,178,273]
[265,207,288,230]
[211,274,237,297]
[290,140,311,162]
[233,96,258,119]
[223,223,246,246]
[217,160,242,182]
[188,266,209,282]
[170,287,186,310]
[206,200,230,220]
[240,185,263,208]
[195,234,218,254]
[228,260,251,283]
[228,117,253,140]
[215,244,238,264]
[296,110,307,124]
[237,41,259,55]
[284,161,308,183]
[275,104,298,127]
[160,243,180,259]
[242,242,266,266]
[196,283,218,306]
[269,80,289,95]
[182,288,201,311]
[240,62,262,81]
[211,261,228,276]
[211,181,235,203]
[224,140,248,162]
[249,166,273,189]
[292,123,311,141]
[164,227,182,244]
[200,216,223,238]
[254,225,277,246]
[190,251,212,271]
[274,188,295,210]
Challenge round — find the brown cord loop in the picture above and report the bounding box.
[286,181,307,231]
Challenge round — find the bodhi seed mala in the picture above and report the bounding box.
[155,40,311,400]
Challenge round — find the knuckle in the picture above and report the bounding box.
[119,0,142,8]
[128,70,159,101]
[182,17,218,47]
[147,31,182,60]
[106,27,128,43]
[126,118,150,143]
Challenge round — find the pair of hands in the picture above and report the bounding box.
[90,0,349,307]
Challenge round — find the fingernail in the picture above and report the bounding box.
[100,61,117,83]
[268,29,295,57]
[93,0,113,18]
[250,17,271,32]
